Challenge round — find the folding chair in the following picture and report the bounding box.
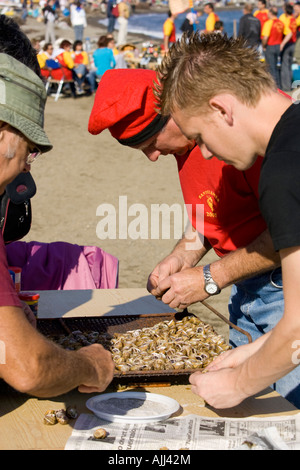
[45,60,75,101]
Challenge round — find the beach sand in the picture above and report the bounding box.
[19,14,232,341]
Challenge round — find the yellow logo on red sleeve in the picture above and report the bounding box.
[199,190,219,218]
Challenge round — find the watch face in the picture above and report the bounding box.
[206,283,218,295]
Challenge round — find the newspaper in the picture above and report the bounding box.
[65,412,300,450]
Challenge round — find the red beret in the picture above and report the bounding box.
[88,69,168,146]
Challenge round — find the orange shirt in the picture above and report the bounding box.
[254,8,269,28]
[254,9,269,37]
[163,17,176,43]
[262,18,284,45]
[205,12,220,32]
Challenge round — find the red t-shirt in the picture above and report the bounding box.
[0,233,22,307]
[262,18,284,45]
[175,147,267,257]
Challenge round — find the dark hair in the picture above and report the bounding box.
[269,7,278,16]
[97,35,110,48]
[204,3,214,10]
[60,39,72,49]
[43,42,53,51]
[214,20,223,30]
[0,15,41,77]
[284,3,294,15]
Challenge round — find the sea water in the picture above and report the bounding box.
[98,9,245,40]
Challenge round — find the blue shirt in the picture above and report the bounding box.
[93,48,116,77]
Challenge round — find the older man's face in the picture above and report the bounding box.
[133,118,195,162]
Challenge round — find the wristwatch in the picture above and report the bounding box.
[203,264,221,295]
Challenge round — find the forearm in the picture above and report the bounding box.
[280,32,292,50]
[0,308,112,397]
[163,36,170,52]
[170,227,210,268]
[236,316,299,399]
[231,246,300,400]
[209,229,280,290]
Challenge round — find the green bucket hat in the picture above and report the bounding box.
[0,53,52,153]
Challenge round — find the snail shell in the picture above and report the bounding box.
[43,410,57,425]
[55,409,69,425]
[93,428,107,439]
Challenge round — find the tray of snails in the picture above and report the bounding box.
[38,312,231,382]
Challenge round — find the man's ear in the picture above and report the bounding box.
[0,122,8,142]
[208,95,234,126]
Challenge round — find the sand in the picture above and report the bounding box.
[18,14,232,340]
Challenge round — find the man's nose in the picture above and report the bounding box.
[143,149,160,162]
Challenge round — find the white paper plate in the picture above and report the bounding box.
[86,391,180,423]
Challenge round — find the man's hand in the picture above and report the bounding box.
[147,253,188,299]
[77,344,115,393]
[189,367,248,409]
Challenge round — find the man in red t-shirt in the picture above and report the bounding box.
[254,0,269,36]
[262,7,284,86]
[163,10,177,53]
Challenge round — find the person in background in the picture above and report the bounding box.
[163,10,178,53]
[93,35,116,79]
[37,42,55,79]
[254,0,269,35]
[116,0,130,46]
[180,9,201,37]
[70,0,87,42]
[294,1,300,38]
[262,7,284,87]
[214,20,224,34]
[43,0,56,44]
[279,3,297,91]
[72,39,97,93]
[0,16,115,397]
[238,3,261,49]
[203,2,219,34]
[107,0,118,33]
[51,39,78,96]
[31,37,41,53]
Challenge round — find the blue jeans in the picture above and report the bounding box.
[73,25,84,42]
[265,44,281,87]
[229,267,300,408]
[280,42,295,91]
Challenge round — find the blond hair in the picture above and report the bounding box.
[155,32,276,116]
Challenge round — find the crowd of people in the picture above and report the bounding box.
[237,0,300,91]
[163,1,300,91]
[33,32,122,96]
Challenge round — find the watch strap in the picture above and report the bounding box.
[203,264,221,294]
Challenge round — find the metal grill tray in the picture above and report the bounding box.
[37,312,208,384]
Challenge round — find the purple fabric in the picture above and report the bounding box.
[5,241,119,291]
